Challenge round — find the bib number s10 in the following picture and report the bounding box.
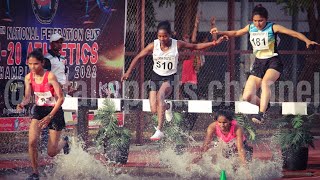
[156,61,173,70]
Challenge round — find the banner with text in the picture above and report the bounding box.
[0,0,126,116]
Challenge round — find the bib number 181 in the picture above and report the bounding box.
[251,37,266,47]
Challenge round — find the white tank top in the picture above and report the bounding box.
[44,53,67,85]
[152,38,179,76]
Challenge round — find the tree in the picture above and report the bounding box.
[277,0,320,43]
[277,0,320,83]
[154,0,200,39]
[127,0,156,31]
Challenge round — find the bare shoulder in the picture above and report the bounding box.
[235,124,244,133]
[142,42,154,53]
[239,25,250,33]
[244,24,250,30]
[47,71,57,80]
[47,71,55,77]
[146,42,155,49]
[177,40,184,45]
[177,40,188,48]
[207,122,216,131]
[25,73,31,81]
[272,24,286,33]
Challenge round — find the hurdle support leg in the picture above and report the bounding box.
[77,98,97,149]
[136,111,144,145]
[77,106,89,149]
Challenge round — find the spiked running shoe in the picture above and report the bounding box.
[252,112,266,124]
[165,100,173,122]
[150,128,164,141]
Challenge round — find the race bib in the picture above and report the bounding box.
[250,32,269,50]
[34,91,55,106]
[154,56,175,72]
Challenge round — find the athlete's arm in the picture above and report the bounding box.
[178,35,228,51]
[121,43,154,81]
[48,72,64,117]
[17,74,32,110]
[192,122,216,163]
[273,24,319,48]
[236,125,252,179]
[211,25,249,37]
[236,126,247,165]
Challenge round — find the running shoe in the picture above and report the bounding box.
[165,100,173,122]
[251,112,266,124]
[63,136,70,154]
[150,128,164,141]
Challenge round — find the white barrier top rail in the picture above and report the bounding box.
[62,97,319,115]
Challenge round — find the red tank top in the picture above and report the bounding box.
[30,71,56,106]
[215,120,246,143]
[181,56,197,84]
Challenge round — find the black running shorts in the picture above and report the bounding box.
[250,56,283,78]
[32,106,65,131]
[149,71,176,91]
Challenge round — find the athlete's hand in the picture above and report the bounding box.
[306,40,319,49]
[215,35,229,44]
[38,116,51,129]
[121,72,130,82]
[191,155,202,164]
[16,104,24,113]
[186,164,192,171]
[210,27,219,35]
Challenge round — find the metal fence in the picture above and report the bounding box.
[124,0,320,103]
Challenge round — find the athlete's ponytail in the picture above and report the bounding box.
[252,4,268,19]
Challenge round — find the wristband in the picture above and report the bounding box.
[212,40,217,46]
[47,114,53,119]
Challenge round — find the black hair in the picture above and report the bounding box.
[27,48,44,62]
[252,4,268,19]
[214,110,234,121]
[157,20,172,35]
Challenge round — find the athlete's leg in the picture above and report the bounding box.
[28,119,41,175]
[242,75,262,106]
[149,90,157,114]
[260,69,280,113]
[156,81,172,131]
[47,129,67,157]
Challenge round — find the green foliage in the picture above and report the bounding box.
[273,114,315,152]
[235,114,257,142]
[276,0,314,16]
[95,99,131,150]
[152,112,188,145]
[95,99,116,127]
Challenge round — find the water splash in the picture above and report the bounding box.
[45,138,132,180]
[159,140,283,180]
